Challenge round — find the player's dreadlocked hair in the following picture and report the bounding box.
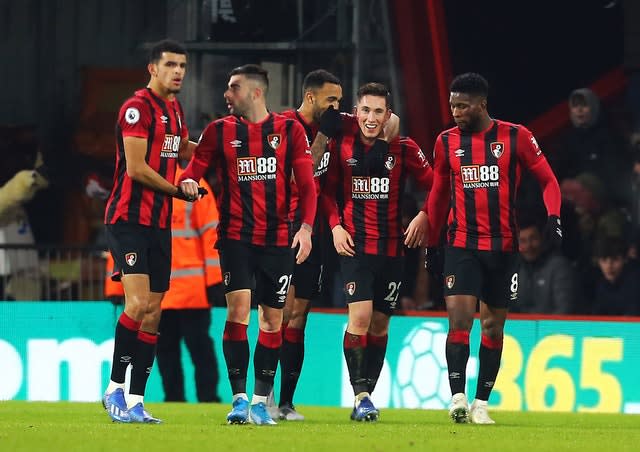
[449,73,489,98]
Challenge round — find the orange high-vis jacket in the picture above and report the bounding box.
[104,252,124,297]
[162,167,221,310]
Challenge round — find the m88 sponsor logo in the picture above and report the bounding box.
[351,176,390,200]
[236,156,277,182]
[460,164,499,189]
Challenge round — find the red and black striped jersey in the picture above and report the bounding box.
[427,119,556,252]
[321,133,433,257]
[105,88,188,228]
[283,110,359,231]
[180,112,316,247]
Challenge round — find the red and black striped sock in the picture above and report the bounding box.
[130,330,157,397]
[446,329,470,395]
[343,331,368,395]
[254,329,282,397]
[222,321,249,395]
[279,326,305,406]
[365,333,388,394]
[109,312,141,384]
[475,334,503,401]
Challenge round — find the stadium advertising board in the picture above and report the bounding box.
[0,303,638,413]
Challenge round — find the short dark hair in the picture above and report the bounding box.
[594,237,628,259]
[148,39,186,63]
[302,69,341,92]
[450,72,489,98]
[356,82,391,108]
[229,64,269,91]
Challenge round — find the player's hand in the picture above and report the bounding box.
[318,105,342,139]
[292,225,312,264]
[178,178,200,201]
[332,225,355,257]
[404,210,428,248]
[364,139,389,176]
[544,214,563,252]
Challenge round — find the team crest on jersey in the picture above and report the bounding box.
[490,142,504,158]
[125,252,137,267]
[384,155,396,171]
[445,274,455,289]
[223,272,231,286]
[267,134,281,150]
[346,281,356,296]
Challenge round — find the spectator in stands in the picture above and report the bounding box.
[550,88,632,209]
[514,214,576,314]
[156,163,223,403]
[592,238,640,316]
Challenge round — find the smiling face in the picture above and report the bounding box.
[308,82,343,123]
[356,94,391,144]
[148,52,187,97]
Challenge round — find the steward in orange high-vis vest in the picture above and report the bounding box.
[156,165,222,403]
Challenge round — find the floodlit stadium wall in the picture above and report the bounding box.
[1,302,638,413]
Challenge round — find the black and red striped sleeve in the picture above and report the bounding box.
[290,120,317,226]
[517,127,561,217]
[180,120,218,183]
[119,98,151,138]
[425,134,451,246]
[405,138,433,191]
[319,141,341,229]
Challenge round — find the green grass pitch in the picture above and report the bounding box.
[1,402,638,452]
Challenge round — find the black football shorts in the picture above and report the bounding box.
[105,222,171,293]
[217,239,294,309]
[443,246,519,308]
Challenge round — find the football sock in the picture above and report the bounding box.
[222,321,249,395]
[109,312,140,384]
[279,326,305,406]
[476,334,503,401]
[365,333,388,394]
[130,330,157,397]
[446,329,470,395]
[343,331,368,395]
[127,394,143,409]
[253,329,282,397]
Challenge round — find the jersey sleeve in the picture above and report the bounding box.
[290,120,317,226]
[517,127,561,217]
[118,98,152,139]
[425,134,451,246]
[404,138,433,191]
[319,141,342,229]
[179,121,218,183]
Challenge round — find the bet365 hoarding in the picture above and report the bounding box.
[1,302,638,413]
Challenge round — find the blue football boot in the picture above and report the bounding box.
[102,388,130,423]
[249,402,277,425]
[127,403,162,424]
[226,398,250,424]
[353,396,379,422]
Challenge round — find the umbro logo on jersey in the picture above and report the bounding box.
[160,115,168,123]
[230,140,242,148]
[346,158,358,166]
[454,149,465,157]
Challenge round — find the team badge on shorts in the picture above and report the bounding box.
[490,142,504,158]
[125,252,137,267]
[223,272,231,286]
[384,155,396,171]
[267,134,281,150]
[345,281,356,296]
[445,274,455,289]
